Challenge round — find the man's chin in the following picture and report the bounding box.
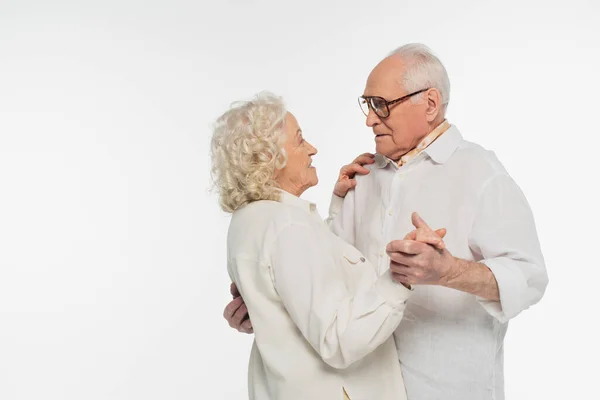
[375,145,394,159]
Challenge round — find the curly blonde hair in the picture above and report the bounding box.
[210,92,288,213]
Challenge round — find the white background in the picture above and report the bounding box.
[0,0,598,399]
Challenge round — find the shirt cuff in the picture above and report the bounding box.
[375,269,413,308]
[477,258,528,323]
[328,193,345,219]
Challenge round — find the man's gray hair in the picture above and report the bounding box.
[389,43,450,111]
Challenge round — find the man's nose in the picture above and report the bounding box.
[366,108,380,127]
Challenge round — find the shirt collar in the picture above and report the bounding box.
[423,124,463,164]
[278,190,317,214]
[374,122,463,168]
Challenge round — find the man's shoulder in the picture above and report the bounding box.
[353,162,387,189]
[451,140,508,177]
[364,162,383,174]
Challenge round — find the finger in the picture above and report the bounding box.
[391,272,412,287]
[353,154,376,166]
[387,240,426,255]
[390,261,413,276]
[391,271,408,280]
[337,178,357,191]
[409,227,446,239]
[415,230,445,250]
[404,230,417,240]
[433,229,446,249]
[411,212,432,231]
[403,229,418,240]
[230,282,240,298]
[240,319,253,334]
[388,250,413,265]
[230,303,249,330]
[434,228,447,238]
[406,227,445,243]
[341,163,370,178]
[223,296,244,321]
[333,179,358,197]
[352,153,375,164]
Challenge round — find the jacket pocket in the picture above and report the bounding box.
[342,246,366,265]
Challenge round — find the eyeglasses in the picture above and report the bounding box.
[358,88,430,118]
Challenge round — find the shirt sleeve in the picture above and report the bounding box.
[325,190,356,246]
[468,174,549,323]
[270,221,411,369]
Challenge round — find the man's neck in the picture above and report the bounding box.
[393,119,450,164]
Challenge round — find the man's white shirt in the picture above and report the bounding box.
[327,124,548,400]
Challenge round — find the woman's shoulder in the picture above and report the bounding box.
[231,200,310,233]
[227,199,315,259]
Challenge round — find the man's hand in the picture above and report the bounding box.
[387,213,457,286]
[223,282,253,334]
[404,225,447,250]
[333,153,375,198]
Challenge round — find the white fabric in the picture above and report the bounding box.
[327,124,548,400]
[227,190,412,400]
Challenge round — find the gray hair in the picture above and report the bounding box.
[388,43,450,112]
[210,91,288,213]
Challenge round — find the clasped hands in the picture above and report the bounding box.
[388,212,457,287]
[333,153,457,287]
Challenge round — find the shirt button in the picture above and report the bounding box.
[388,209,393,216]
[360,257,365,262]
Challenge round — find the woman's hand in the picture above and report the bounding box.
[223,282,253,334]
[333,153,375,197]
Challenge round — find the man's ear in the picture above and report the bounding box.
[424,88,442,122]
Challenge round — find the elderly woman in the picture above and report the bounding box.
[211,92,441,400]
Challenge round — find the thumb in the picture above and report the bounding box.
[230,282,240,298]
[411,212,432,230]
[334,179,356,197]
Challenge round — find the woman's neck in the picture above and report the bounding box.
[277,180,305,197]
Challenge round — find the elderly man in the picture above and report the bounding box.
[224,44,548,400]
